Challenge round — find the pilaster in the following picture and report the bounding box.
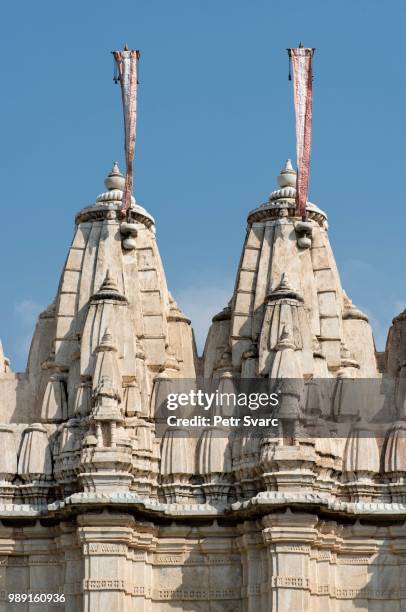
[77,512,135,612]
[261,510,318,612]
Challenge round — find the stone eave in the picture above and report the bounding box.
[247,200,327,226]
[2,491,406,523]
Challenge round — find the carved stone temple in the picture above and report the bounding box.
[1,147,406,612]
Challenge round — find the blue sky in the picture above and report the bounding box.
[0,0,405,371]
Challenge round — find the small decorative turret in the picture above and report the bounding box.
[160,428,195,504]
[342,420,380,501]
[197,359,234,506]
[259,274,313,377]
[0,424,17,502]
[331,344,361,422]
[79,328,132,492]
[40,375,68,423]
[383,420,406,501]
[91,270,127,303]
[92,328,122,394]
[270,324,304,384]
[73,382,92,416]
[17,423,53,505]
[53,419,82,495]
[266,273,302,302]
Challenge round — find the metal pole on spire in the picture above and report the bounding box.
[112,46,141,219]
[287,44,315,220]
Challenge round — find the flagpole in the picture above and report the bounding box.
[287,44,315,220]
[112,46,141,221]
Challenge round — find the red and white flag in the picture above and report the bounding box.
[289,47,314,218]
[113,49,140,213]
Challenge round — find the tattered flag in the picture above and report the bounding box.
[288,47,315,218]
[112,48,140,214]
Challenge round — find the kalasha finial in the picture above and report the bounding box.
[104,161,125,191]
[124,44,129,51]
[277,159,296,189]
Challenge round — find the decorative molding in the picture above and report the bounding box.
[83,579,126,591]
[153,588,240,601]
[84,543,127,555]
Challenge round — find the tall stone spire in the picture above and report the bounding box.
[203,161,378,378]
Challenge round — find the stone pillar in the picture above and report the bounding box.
[77,512,135,612]
[57,522,84,612]
[0,525,13,612]
[237,521,263,612]
[129,522,156,612]
[15,524,61,612]
[0,556,8,612]
[390,522,406,610]
[261,510,317,612]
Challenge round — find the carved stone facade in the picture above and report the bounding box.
[1,157,406,611]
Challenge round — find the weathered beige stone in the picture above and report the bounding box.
[1,148,405,611]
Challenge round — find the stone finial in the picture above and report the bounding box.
[167,294,191,324]
[92,271,127,302]
[104,161,125,191]
[100,270,119,295]
[217,346,233,371]
[267,273,302,302]
[342,290,369,322]
[212,302,232,322]
[96,327,118,353]
[0,340,10,374]
[339,341,360,370]
[103,269,116,288]
[276,324,296,351]
[162,348,180,374]
[277,159,297,189]
[277,272,291,292]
